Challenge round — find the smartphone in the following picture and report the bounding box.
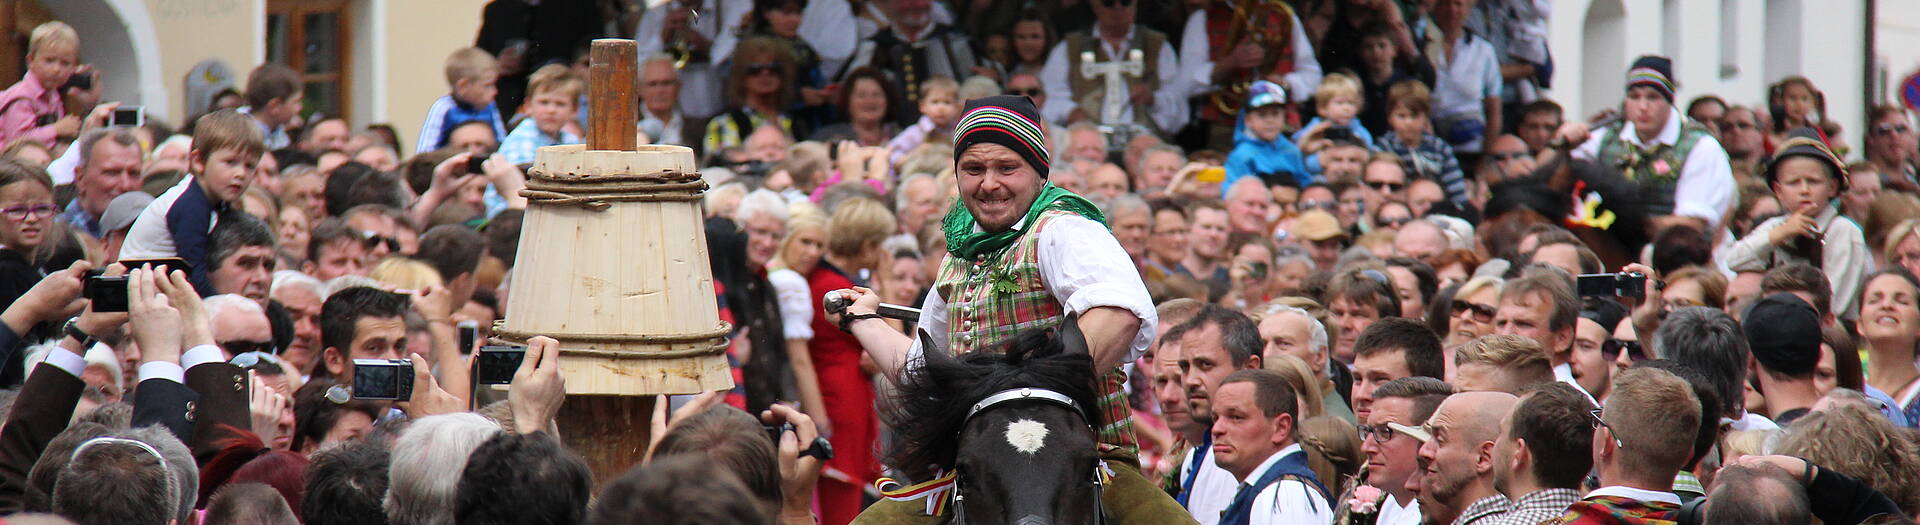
[84,272,129,312]
[119,257,192,274]
[468,153,490,175]
[352,359,415,400]
[111,107,145,128]
[1322,127,1356,142]
[458,320,479,355]
[1576,272,1646,299]
[1197,167,1227,183]
[476,345,526,385]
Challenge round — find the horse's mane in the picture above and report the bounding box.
[883,325,1103,482]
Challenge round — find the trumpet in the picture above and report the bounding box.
[652,0,700,69]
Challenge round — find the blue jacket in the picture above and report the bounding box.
[1223,116,1309,196]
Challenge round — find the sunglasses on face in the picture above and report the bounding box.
[222,341,277,358]
[1,204,56,221]
[1298,200,1336,211]
[1874,123,1912,137]
[1601,339,1648,362]
[746,63,781,76]
[1366,181,1405,192]
[358,230,401,252]
[1452,300,1496,323]
[1006,88,1044,98]
[1378,216,1413,228]
[1490,151,1530,162]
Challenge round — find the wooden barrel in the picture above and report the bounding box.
[494,144,733,396]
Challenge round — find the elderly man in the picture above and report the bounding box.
[207,294,274,358]
[60,128,144,238]
[270,271,325,376]
[1257,305,1353,421]
[833,96,1183,524]
[1549,55,1735,234]
[208,211,277,302]
[1416,391,1519,525]
[637,55,688,147]
[1547,367,1699,524]
[1393,219,1449,265]
[1223,177,1274,235]
[893,174,943,245]
[1039,0,1186,133]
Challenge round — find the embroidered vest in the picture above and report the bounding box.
[1201,1,1298,124]
[1063,28,1166,132]
[1595,120,1711,217]
[933,209,1139,452]
[1217,451,1329,525]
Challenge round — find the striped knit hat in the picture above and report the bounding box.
[1626,55,1675,102]
[953,95,1051,177]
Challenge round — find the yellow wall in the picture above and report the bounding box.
[372,0,486,151]
[145,0,259,124]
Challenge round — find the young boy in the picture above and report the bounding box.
[244,63,304,150]
[0,22,82,147]
[1373,80,1467,209]
[1723,127,1868,315]
[1294,73,1375,178]
[500,64,584,165]
[417,47,507,155]
[1355,23,1433,136]
[887,76,960,165]
[120,109,268,295]
[1223,80,1307,193]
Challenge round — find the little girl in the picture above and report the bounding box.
[0,158,57,307]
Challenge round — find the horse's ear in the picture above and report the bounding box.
[1058,313,1088,357]
[917,328,940,355]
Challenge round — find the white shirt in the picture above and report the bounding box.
[119,177,214,260]
[636,0,747,120]
[1554,362,1600,405]
[1377,494,1423,525]
[768,268,815,340]
[908,213,1158,364]
[1722,203,1869,316]
[639,105,686,147]
[711,0,856,77]
[1182,443,1240,525]
[1239,445,1334,525]
[1429,31,1501,153]
[1037,26,1188,132]
[1572,108,1737,228]
[1725,411,1779,432]
[1584,485,1682,506]
[1177,9,1322,104]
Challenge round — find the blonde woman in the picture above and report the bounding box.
[767,204,830,436]
[369,257,444,291]
[1445,276,1503,346]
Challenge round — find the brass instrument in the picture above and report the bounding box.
[1207,0,1296,118]
[652,0,700,69]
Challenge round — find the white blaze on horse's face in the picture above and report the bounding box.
[1005,419,1049,454]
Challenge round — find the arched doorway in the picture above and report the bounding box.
[4,0,164,120]
[1582,0,1628,118]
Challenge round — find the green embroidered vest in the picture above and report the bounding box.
[934,209,1139,453]
[1595,119,1712,217]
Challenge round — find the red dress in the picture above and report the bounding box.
[805,262,876,525]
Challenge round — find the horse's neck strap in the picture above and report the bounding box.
[966,388,1081,422]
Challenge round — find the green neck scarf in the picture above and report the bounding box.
[943,183,1106,260]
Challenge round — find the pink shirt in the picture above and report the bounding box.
[0,74,63,148]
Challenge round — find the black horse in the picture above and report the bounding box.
[885,320,1109,525]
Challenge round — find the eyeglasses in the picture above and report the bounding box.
[222,341,277,357]
[1006,88,1044,98]
[746,62,781,76]
[1377,216,1414,228]
[1873,123,1912,137]
[1451,300,1496,323]
[358,230,400,252]
[1490,151,1530,162]
[1661,297,1704,311]
[1366,181,1405,193]
[1,203,56,221]
[1358,424,1405,445]
[1298,200,1336,212]
[1097,0,1132,7]
[1589,408,1626,449]
[1600,339,1648,362]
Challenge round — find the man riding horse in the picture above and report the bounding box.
[830,95,1194,524]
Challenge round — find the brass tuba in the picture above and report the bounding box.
[651,0,700,69]
[1207,0,1297,118]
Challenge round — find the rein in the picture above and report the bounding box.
[949,387,1111,525]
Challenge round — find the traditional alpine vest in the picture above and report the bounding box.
[933,209,1139,452]
[1063,27,1166,132]
[1216,450,1328,525]
[1595,119,1712,218]
[1201,1,1298,124]
[856,25,978,127]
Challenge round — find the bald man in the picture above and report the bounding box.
[1393,220,1449,265]
[1417,392,1520,525]
[1486,135,1536,182]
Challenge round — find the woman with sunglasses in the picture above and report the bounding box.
[0,159,56,309]
[1443,275,1502,347]
[1857,268,1920,428]
[715,0,834,132]
[704,36,798,154]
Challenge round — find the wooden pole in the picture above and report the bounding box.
[558,395,655,484]
[588,39,639,152]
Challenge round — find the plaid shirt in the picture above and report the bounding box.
[1451,494,1512,525]
[1375,131,1468,209]
[934,209,1139,452]
[1482,488,1581,525]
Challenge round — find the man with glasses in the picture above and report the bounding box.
[1348,377,1452,525]
[1484,134,1536,182]
[207,294,274,359]
[1864,104,1917,189]
[636,55,687,147]
[1145,202,1192,280]
[1717,105,1767,174]
[1359,157,1407,226]
[1547,367,1699,524]
[1415,391,1519,525]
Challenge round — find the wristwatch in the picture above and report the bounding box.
[62,318,97,348]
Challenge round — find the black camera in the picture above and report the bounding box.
[1576,272,1647,299]
[468,153,490,175]
[83,271,129,312]
[61,71,92,91]
[476,345,526,385]
[352,359,414,400]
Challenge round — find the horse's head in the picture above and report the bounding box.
[886,320,1107,525]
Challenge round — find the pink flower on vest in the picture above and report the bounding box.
[1652,159,1671,176]
[1349,484,1385,515]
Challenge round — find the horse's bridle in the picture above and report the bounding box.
[951,387,1110,525]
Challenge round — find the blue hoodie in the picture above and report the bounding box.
[1223,95,1309,196]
